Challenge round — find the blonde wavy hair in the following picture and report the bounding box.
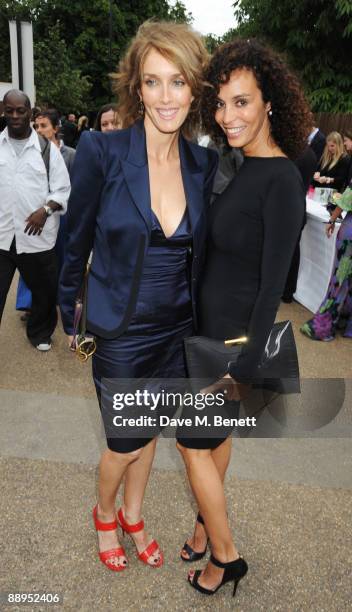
[112,20,209,139]
[78,115,89,131]
[320,131,346,170]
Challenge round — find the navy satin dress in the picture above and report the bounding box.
[93,209,193,453]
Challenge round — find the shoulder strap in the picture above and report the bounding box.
[37,134,50,188]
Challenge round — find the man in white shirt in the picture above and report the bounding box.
[0,90,71,350]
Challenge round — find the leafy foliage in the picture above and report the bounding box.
[168,0,193,24]
[203,33,224,54]
[34,23,91,114]
[0,0,192,112]
[232,0,352,112]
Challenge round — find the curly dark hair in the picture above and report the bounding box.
[202,38,313,160]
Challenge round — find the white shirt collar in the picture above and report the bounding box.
[308,127,319,144]
[0,125,70,254]
[0,126,41,152]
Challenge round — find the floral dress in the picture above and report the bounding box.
[301,186,352,341]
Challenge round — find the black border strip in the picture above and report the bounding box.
[16,19,23,90]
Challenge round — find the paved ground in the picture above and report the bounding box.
[0,277,351,611]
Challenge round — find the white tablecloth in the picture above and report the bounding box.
[294,197,341,313]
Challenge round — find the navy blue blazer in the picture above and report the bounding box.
[59,120,218,338]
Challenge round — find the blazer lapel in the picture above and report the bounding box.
[179,135,205,233]
[121,123,205,235]
[121,121,152,232]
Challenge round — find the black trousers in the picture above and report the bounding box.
[0,239,58,345]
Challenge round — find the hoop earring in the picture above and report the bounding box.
[138,99,145,115]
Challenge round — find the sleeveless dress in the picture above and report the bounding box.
[93,208,193,453]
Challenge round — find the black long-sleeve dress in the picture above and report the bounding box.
[178,156,305,449]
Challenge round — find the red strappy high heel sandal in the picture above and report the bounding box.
[117,507,163,568]
[92,505,128,572]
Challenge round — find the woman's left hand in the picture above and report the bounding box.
[200,373,250,401]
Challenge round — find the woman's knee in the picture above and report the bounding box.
[176,441,211,463]
[176,440,190,456]
[105,446,143,464]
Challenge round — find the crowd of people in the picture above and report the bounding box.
[0,99,121,348]
[298,127,352,341]
[0,18,351,599]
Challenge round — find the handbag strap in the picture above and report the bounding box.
[71,265,90,344]
[80,267,89,337]
[72,300,83,338]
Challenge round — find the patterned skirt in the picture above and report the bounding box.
[300,212,352,341]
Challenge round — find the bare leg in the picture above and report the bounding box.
[180,438,232,559]
[177,442,239,590]
[212,437,232,479]
[96,447,141,569]
[122,439,161,565]
[123,439,156,517]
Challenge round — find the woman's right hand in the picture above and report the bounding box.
[325,223,335,238]
[200,375,250,401]
[316,175,327,184]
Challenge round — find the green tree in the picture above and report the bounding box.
[0,19,11,82]
[0,0,192,111]
[203,33,224,54]
[0,1,90,109]
[167,0,193,24]
[35,23,90,114]
[232,0,352,112]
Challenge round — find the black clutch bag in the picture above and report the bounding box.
[184,320,300,394]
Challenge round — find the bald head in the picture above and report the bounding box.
[3,89,32,139]
[3,89,31,108]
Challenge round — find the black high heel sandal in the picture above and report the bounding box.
[188,553,248,597]
[181,513,209,562]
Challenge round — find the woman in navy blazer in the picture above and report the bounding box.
[59,21,217,573]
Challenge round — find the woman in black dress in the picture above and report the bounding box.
[177,39,312,597]
[312,131,350,192]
